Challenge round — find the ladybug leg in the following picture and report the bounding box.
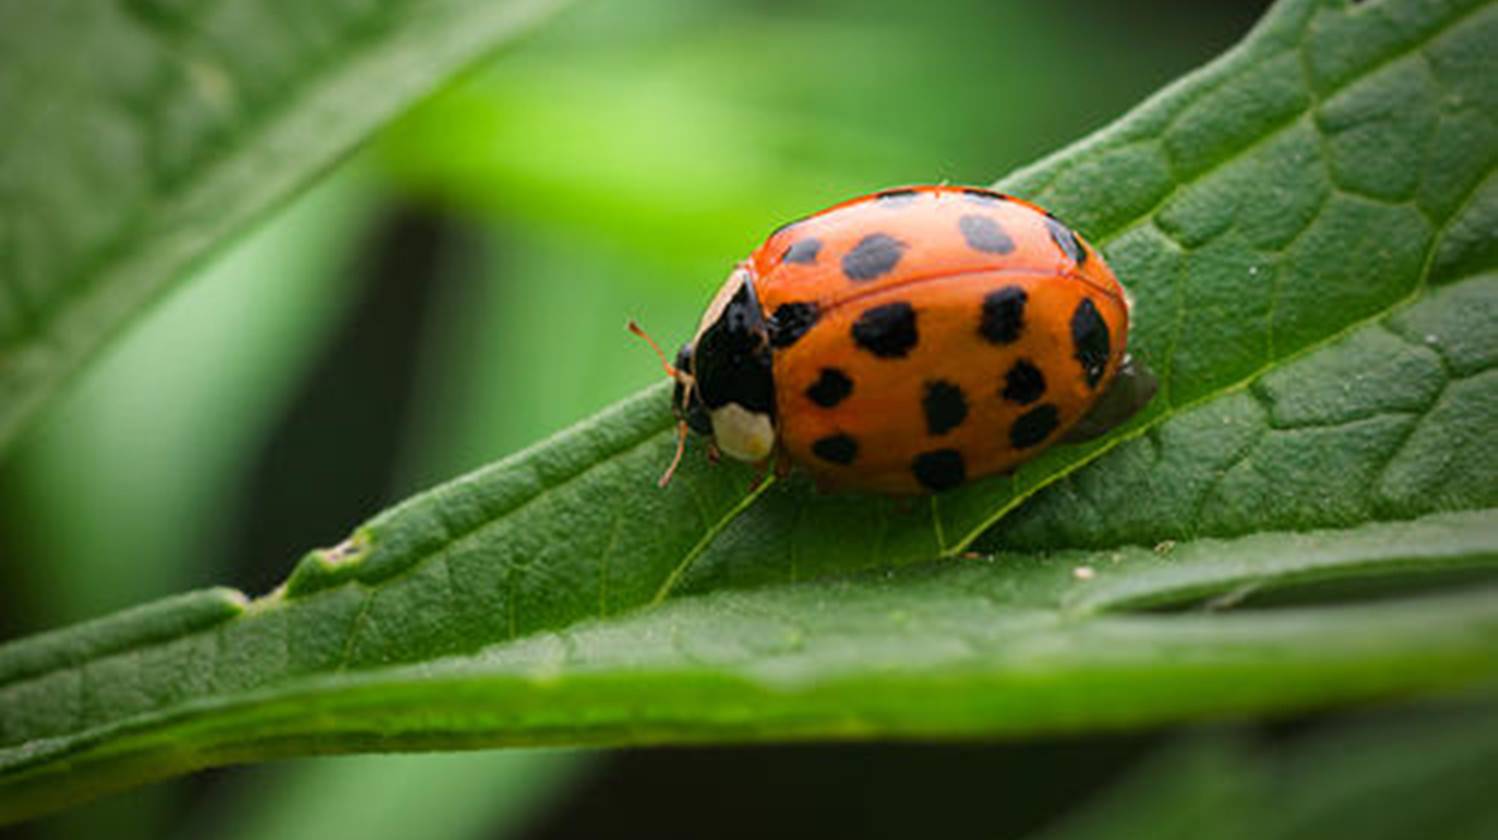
[748,459,771,492]
[749,450,792,493]
[773,449,794,479]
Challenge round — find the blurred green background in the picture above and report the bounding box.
[1,0,1382,837]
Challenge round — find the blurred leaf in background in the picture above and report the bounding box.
[1029,697,1498,840]
[205,749,585,840]
[0,0,569,450]
[0,170,376,628]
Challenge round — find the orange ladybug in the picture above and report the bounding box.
[639,185,1154,494]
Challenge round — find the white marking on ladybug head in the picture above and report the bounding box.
[710,403,775,463]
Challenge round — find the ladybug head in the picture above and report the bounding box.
[679,268,777,466]
[632,268,777,487]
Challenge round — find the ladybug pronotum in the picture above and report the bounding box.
[640,185,1155,495]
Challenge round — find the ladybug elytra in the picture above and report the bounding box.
[640,185,1155,494]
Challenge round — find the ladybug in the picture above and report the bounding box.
[635,185,1155,494]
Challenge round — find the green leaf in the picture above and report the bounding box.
[0,0,568,451]
[3,0,1496,822]
[2,512,1496,823]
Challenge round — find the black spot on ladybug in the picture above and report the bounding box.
[923,380,968,436]
[842,233,907,281]
[979,286,1026,344]
[769,301,819,349]
[1071,298,1111,388]
[806,367,853,408]
[912,449,966,491]
[1045,215,1087,265]
[781,238,822,265]
[1001,359,1046,405]
[958,213,1015,255]
[875,188,921,205]
[812,433,859,465]
[851,301,919,358]
[960,187,1010,204]
[1010,403,1060,449]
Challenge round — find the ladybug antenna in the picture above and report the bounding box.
[658,420,689,488]
[627,320,677,378]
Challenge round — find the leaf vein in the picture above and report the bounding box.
[652,476,778,605]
